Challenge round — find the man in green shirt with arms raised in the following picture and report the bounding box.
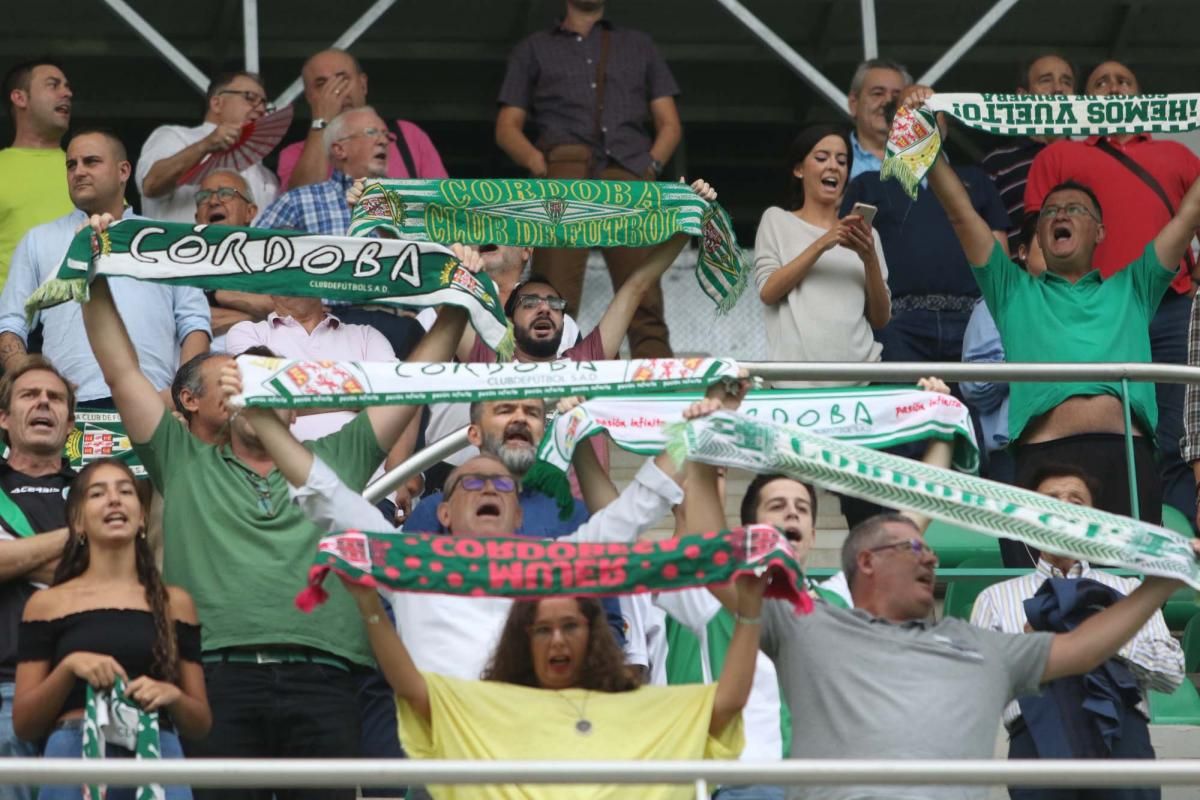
[79,209,482,800]
[0,60,74,292]
[905,86,1200,524]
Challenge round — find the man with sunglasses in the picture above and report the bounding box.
[906,85,1200,525]
[136,71,280,223]
[191,171,274,350]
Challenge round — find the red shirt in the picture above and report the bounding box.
[1024,135,1200,295]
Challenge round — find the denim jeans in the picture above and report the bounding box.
[184,660,360,800]
[40,726,190,800]
[0,682,38,800]
[877,308,972,364]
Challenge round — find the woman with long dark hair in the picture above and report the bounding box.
[347,574,765,800]
[754,124,891,387]
[13,459,210,799]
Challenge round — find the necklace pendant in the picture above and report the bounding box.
[575,719,593,735]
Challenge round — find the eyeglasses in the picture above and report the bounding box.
[1038,203,1100,222]
[444,473,517,500]
[516,294,567,312]
[194,187,252,207]
[335,126,397,144]
[529,618,589,641]
[217,89,273,112]
[867,538,937,559]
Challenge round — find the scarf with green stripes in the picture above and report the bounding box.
[25,218,514,357]
[883,93,1200,198]
[83,677,163,800]
[538,386,980,475]
[347,178,748,312]
[296,525,812,615]
[668,411,1200,587]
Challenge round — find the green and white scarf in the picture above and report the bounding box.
[25,219,514,356]
[296,525,813,615]
[348,178,748,312]
[669,412,1200,587]
[882,93,1200,198]
[230,354,740,409]
[539,386,980,474]
[83,677,163,800]
[65,411,145,477]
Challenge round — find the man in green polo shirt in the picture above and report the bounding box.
[904,86,1200,523]
[79,210,481,800]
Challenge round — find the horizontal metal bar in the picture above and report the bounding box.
[362,428,470,504]
[741,362,1200,385]
[5,759,1200,788]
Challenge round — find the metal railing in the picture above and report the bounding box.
[8,758,1200,793]
[364,361,1200,520]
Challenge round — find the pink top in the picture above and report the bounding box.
[226,312,396,441]
[275,119,449,190]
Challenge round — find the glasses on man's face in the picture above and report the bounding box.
[867,538,937,560]
[516,294,567,312]
[336,126,397,144]
[194,187,252,207]
[529,617,589,642]
[444,473,517,500]
[1039,203,1100,223]
[217,89,273,112]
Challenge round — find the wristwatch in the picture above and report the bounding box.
[311,118,328,131]
[649,158,664,176]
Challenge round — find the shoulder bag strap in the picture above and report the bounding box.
[386,119,419,179]
[0,484,36,538]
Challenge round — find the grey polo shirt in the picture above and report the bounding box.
[762,600,1053,800]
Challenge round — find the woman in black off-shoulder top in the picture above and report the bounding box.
[12,459,210,799]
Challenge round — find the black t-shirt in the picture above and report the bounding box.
[0,459,75,681]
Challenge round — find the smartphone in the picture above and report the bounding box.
[850,202,878,227]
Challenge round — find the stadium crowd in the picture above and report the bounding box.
[1,0,1200,799]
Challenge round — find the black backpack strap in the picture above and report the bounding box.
[386,118,419,178]
[1095,137,1196,274]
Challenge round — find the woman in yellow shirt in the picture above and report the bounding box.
[345,575,767,800]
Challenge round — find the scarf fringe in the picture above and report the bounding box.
[24,278,88,323]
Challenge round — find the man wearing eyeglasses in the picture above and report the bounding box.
[192,171,274,350]
[907,85,1200,526]
[136,71,280,224]
[1024,63,1200,529]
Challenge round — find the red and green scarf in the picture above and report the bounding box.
[296,525,812,615]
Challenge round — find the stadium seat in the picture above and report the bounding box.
[1149,680,1200,725]
[924,519,1000,568]
[1183,614,1200,674]
[942,555,1006,621]
[1161,504,1195,536]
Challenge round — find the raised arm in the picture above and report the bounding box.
[347,582,429,720]
[79,218,166,443]
[900,88,998,266]
[709,573,765,735]
[897,377,955,534]
[594,179,716,357]
[1153,173,1200,270]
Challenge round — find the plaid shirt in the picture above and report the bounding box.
[255,170,355,235]
[1183,294,1200,463]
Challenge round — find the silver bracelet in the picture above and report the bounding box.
[736,614,762,625]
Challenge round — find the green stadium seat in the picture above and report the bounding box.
[924,519,1000,568]
[1156,506,1199,630]
[1161,504,1195,536]
[1149,680,1200,725]
[1183,614,1200,674]
[942,556,1007,621]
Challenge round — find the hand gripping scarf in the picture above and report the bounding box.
[347,178,748,312]
[296,525,813,616]
[82,677,163,800]
[882,93,1200,198]
[25,218,515,357]
[666,412,1200,587]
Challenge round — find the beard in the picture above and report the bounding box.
[514,321,563,359]
[482,428,537,477]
